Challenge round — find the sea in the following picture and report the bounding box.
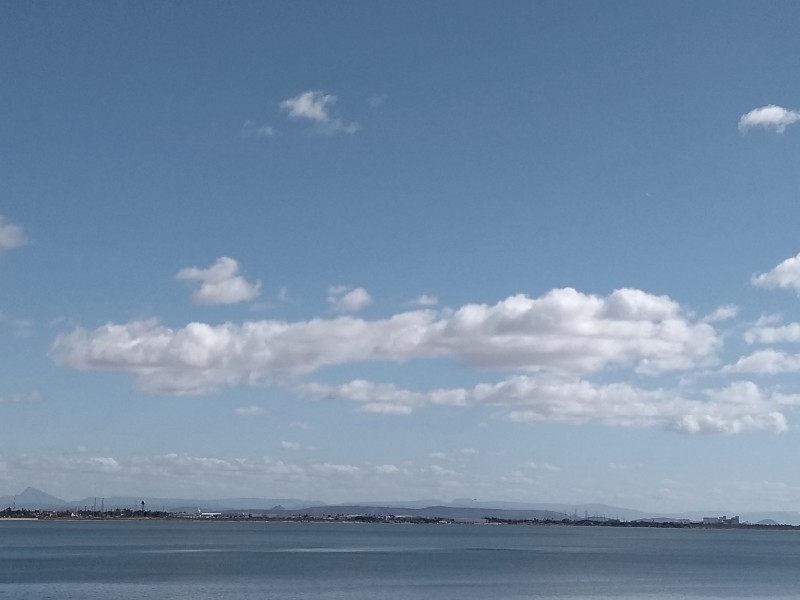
[2,520,800,599]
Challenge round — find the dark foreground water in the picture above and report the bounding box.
[2,520,800,599]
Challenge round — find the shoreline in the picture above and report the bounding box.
[2,514,799,530]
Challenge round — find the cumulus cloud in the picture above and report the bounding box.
[303,377,789,434]
[726,349,800,374]
[739,104,800,134]
[240,120,275,138]
[745,320,800,344]
[50,287,719,395]
[751,253,800,293]
[280,90,359,135]
[434,288,718,375]
[327,285,372,312]
[0,215,27,251]
[176,257,261,305]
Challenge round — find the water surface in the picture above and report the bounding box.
[2,521,799,599]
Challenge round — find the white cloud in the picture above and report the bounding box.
[304,376,789,435]
[281,440,300,450]
[745,321,800,344]
[500,470,534,485]
[312,463,360,476]
[0,313,34,338]
[327,285,372,312]
[240,120,275,138]
[301,380,468,415]
[739,104,800,134]
[176,257,261,305]
[609,463,637,471]
[280,90,359,135]
[233,405,265,416]
[0,215,27,251]
[409,294,439,307]
[374,464,400,474]
[503,379,788,435]
[0,391,42,404]
[726,349,800,374]
[359,402,413,415]
[702,305,739,323]
[367,93,387,109]
[752,252,800,293]
[86,456,121,472]
[50,287,720,395]
[0,452,320,498]
[430,465,457,477]
[9,319,34,338]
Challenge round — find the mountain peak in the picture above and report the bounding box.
[11,487,66,507]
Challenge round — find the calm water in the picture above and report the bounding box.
[2,520,800,599]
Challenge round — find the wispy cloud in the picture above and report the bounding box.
[0,215,28,251]
[0,391,42,404]
[176,257,261,305]
[240,120,275,138]
[702,305,739,323]
[280,91,359,135]
[233,405,265,416]
[739,104,800,134]
[409,294,439,307]
[367,93,387,109]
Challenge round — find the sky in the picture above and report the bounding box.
[2,1,800,513]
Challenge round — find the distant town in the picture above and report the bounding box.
[2,506,796,530]
[2,487,796,529]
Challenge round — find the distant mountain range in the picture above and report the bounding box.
[3,487,799,525]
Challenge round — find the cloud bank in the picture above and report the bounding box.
[301,378,789,434]
[51,287,717,395]
[52,249,800,435]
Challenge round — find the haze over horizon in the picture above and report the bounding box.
[3,1,800,514]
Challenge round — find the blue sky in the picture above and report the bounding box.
[3,1,800,512]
